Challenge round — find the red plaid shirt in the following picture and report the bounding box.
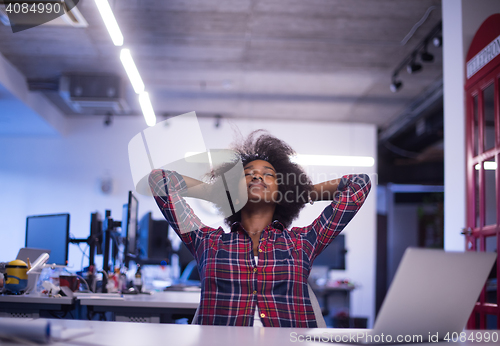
[149,170,371,327]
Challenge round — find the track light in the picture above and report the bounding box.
[432,35,442,47]
[390,21,441,92]
[420,44,434,62]
[420,51,434,62]
[406,58,422,74]
[390,79,403,93]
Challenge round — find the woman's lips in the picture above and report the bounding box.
[249,182,267,189]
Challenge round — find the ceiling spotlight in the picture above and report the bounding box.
[389,21,441,95]
[432,35,442,47]
[390,79,403,93]
[420,51,434,62]
[420,45,434,62]
[406,59,422,74]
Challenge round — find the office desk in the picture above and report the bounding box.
[76,291,200,323]
[0,295,74,319]
[0,318,498,346]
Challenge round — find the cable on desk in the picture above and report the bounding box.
[59,267,91,293]
[98,270,109,281]
[70,232,90,270]
[80,244,89,271]
[74,273,91,293]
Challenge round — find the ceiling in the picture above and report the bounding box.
[0,0,444,183]
[0,0,443,124]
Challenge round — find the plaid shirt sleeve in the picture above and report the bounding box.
[148,169,206,249]
[295,174,372,263]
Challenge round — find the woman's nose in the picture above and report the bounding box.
[252,174,263,181]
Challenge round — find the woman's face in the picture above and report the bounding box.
[244,160,279,204]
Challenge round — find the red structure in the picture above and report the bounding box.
[465,14,500,329]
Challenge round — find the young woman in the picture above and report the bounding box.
[149,131,371,327]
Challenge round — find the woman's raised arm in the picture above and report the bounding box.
[309,174,371,204]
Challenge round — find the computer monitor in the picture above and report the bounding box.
[121,191,138,263]
[25,213,70,266]
[137,212,172,265]
[313,234,346,270]
[90,212,103,254]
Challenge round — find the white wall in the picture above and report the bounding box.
[442,0,500,251]
[0,115,377,326]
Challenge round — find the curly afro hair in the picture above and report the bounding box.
[210,130,313,229]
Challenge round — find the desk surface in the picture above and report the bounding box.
[0,318,498,346]
[76,290,200,309]
[0,290,200,309]
[0,294,73,305]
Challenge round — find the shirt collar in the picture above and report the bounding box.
[271,220,285,231]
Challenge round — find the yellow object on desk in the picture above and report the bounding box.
[5,259,28,294]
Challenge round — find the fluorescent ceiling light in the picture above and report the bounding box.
[184,152,374,167]
[291,154,375,167]
[120,49,145,94]
[139,92,156,127]
[475,162,497,170]
[94,0,123,46]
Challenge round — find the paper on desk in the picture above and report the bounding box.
[51,325,94,341]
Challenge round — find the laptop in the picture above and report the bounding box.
[308,248,496,344]
[16,247,51,266]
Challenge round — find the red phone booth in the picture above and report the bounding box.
[465,14,500,329]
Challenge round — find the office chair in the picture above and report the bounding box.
[191,283,326,327]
